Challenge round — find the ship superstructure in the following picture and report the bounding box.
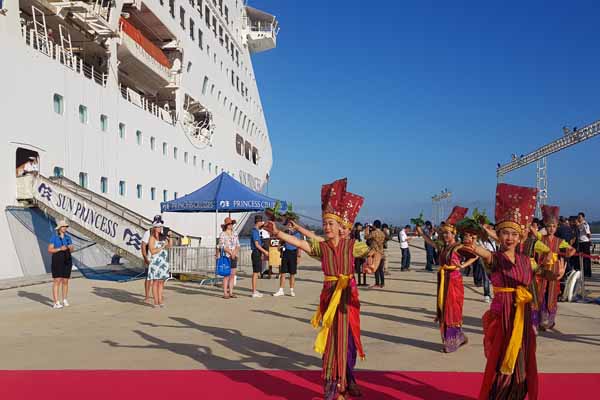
[0,0,279,279]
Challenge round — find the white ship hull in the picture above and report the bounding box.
[0,0,277,279]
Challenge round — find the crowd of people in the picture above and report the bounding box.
[45,176,595,400]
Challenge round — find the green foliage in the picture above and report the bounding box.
[410,212,425,227]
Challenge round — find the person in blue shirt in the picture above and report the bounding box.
[273,219,302,297]
[251,215,269,298]
[47,220,74,309]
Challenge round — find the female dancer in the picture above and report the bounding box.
[473,183,538,400]
[417,206,477,353]
[265,178,371,400]
[536,205,575,330]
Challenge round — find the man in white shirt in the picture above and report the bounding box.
[577,212,592,278]
[141,215,163,303]
[399,225,411,271]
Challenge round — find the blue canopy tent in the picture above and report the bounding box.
[160,172,287,244]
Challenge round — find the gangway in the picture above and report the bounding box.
[18,174,176,265]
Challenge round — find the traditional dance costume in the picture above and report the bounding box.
[534,205,574,331]
[480,183,539,400]
[308,178,369,400]
[435,206,475,353]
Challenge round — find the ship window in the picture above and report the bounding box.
[53,167,64,177]
[223,96,227,106]
[100,177,108,194]
[198,28,203,49]
[119,123,126,139]
[79,172,88,188]
[180,7,186,29]
[236,76,239,91]
[53,94,64,115]
[119,181,126,196]
[212,16,217,36]
[242,115,246,129]
[215,165,218,174]
[219,26,223,44]
[189,18,195,40]
[244,141,251,160]
[184,152,189,164]
[205,6,210,26]
[231,71,234,86]
[193,155,197,166]
[224,6,229,23]
[174,192,178,199]
[163,190,168,202]
[210,84,215,95]
[202,76,209,95]
[137,184,143,199]
[162,142,168,156]
[150,136,156,151]
[202,160,205,170]
[136,130,142,145]
[235,134,244,155]
[100,114,108,132]
[208,162,212,172]
[150,187,156,201]
[169,0,175,18]
[252,147,258,165]
[218,91,221,101]
[233,107,237,122]
[173,147,178,160]
[78,105,88,124]
[235,50,239,65]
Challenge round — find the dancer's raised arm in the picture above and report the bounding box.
[415,225,438,249]
[264,221,312,253]
[288,220,324,242]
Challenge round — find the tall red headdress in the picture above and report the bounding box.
[441,206,468,233]
[321,178,364,229]
[541,204,560,225]
[495,183,538,236]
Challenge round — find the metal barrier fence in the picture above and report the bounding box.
[169,245,252,275]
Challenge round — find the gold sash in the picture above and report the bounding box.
[311,274,353,354]
[438,265,458,311]
[493,286,533,375]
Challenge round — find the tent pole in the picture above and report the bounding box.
[215,208,219,285]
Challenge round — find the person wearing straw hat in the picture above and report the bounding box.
[47,220,74,309]
[141,215,164,304]
[147,220,172,308]
[218,217,240,299]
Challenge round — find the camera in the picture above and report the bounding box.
[159,227,171,241]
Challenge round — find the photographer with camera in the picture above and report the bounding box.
[147,220,172,308]
[141,215,163,303]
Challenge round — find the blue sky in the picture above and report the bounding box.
[250,0,600,225]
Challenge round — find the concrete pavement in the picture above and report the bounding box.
[1,240,599,372]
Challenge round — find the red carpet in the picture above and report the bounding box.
[2,370,599,399]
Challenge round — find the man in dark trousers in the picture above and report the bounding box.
[251,215,269,298]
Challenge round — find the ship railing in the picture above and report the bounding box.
[169,245,251,276]
[119,84,175,125]
[21,26,107,87]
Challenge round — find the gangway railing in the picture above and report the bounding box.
[17,175,185,265]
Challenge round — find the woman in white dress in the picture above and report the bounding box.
[147,222,172,307]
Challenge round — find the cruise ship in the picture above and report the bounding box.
[0,0,279,280]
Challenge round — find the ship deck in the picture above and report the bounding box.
[1,240,599,398]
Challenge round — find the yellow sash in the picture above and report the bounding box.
[311,274,353,354]
[493,286,533,375]
[438,265,458,311]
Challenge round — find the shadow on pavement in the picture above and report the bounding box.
[17,290,53,306]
